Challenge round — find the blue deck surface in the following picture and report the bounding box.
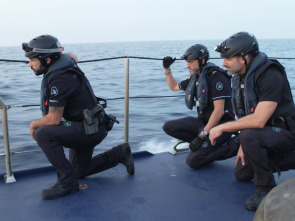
[0,151,294,221]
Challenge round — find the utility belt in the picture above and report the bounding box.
[269,115,295,133]
[83,104,119,135]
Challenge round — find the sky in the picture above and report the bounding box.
[0,0,295,47]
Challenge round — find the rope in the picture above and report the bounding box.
[0,59,27,63]
[108,94,184,101]
[7,104,40,109]
[78,56,177,63]
[1,56,295,64]
[7,95,184,108]
[1,55,294,108]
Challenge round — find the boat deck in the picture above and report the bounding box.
[0,151,294,221]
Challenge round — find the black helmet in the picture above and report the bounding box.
[22,35,63,59]
[215,32,259,58]
[182,44,209,65]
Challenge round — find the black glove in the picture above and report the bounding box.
[163,56,176,69]
[189,136,205,152]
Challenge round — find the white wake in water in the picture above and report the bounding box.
[137,138,188,154]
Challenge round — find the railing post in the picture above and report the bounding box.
[0,97,16,183]
[124,57,129,143]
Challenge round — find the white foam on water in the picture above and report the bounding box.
[137,138,188,154]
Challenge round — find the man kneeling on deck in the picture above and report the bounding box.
[210,32,295,211]
[162,44,239,169]
[22,34,134,200]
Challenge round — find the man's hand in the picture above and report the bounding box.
[30,121,38,140]
[209,125,223,146]
[236,145,245,166]
[163,56,176,69]
[29,106,64,141]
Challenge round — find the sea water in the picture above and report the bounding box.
[0,39,295,172]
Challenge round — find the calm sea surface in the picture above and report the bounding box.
[0,39,295,172]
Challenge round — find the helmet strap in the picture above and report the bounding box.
[39,58,47,67]
[242,56,248,66]
[198,58,207,71]
[244,55,254,75]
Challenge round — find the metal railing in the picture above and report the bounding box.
[0,97,16,183]
[1,55,294,183]
[0,57,132,183]
[0,56,189,183]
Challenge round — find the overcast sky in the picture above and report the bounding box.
[0,0,294,47]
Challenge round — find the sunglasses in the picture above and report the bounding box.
[215,42,230,53]
[22,43,63,53]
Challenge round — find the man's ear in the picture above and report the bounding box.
[202,58,206,65]
[244,54,252,64]
[45,57,51,65]
[239,56,246,64]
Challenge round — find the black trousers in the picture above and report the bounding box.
[163,116,238,169]
[235,127,295,189]
[35,121,124,187]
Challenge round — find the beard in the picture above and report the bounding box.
[32,63,48,76]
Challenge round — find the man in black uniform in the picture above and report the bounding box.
[210,32,295,211]
[162,44,238,169]
[22,35,134,200]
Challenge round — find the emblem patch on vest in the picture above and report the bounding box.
[216,82,223,90]
[50,86,58,96]
[63,121,72,127]
[272,127,281,132]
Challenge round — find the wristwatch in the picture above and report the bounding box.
[198,129,209,139]
[202,129,209,136]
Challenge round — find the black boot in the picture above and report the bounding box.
[119,143,135,175]
[245,189,271,211]
[42,183,79,200]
